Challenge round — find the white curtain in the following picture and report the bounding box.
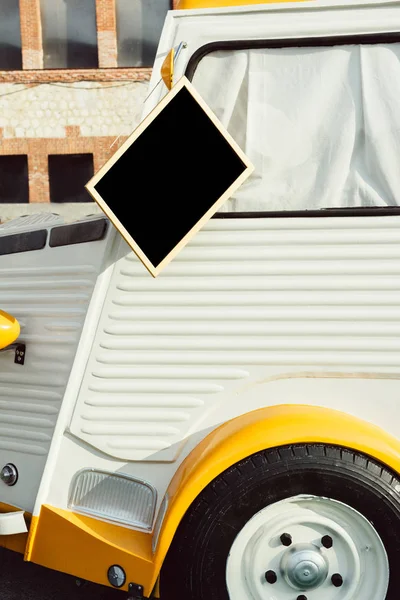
[193,44,400,212]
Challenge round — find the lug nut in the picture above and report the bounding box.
[265,570,277,584]
[321,535,333,548]
[331,573,343,587]
[280,532,293,546]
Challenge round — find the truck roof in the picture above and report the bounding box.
[175,0,305,8]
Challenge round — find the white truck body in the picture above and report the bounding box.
[0,0,400,596]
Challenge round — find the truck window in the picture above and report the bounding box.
[190,43,400,214]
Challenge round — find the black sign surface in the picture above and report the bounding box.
[86,77,253,276]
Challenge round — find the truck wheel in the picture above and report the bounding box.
[161,444,400,600]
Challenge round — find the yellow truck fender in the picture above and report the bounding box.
[150,404,400,592]
[23,404,400,596]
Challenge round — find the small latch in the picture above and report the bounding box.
[0,342,26,366]
[127,582,145,599]
[14,343,26,366]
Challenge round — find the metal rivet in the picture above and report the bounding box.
[280,532,293,546]
[265,570,277,584]
[331,573,343,587]
[321,535,333,548]
[0,463,18,486]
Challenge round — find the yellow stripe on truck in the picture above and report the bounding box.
[176,0,306,9]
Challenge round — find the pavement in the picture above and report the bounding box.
[0,547,124,600]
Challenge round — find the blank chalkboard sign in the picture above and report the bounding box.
[86,76,253,277]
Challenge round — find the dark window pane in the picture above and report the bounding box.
[40,0,98,68]
[117,0,170,67]
[49,154,94,203]
[0,156,28,203]
[0,0,22,70]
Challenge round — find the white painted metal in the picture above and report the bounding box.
[0,0,398,539]
[0,218,112,512]
[32,225,119,519]
[69,216,400,462]
[152,494,169,553]
[226,495,389,600]
[0,511,27,535]
[43,373,400,517]
[0,214,64,232]
[149,0,400,114]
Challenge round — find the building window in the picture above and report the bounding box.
[40,0,98,69]
[48,154,94,203]
[0,156,29,203]
[116,0,170,67]
[0,0,22,70]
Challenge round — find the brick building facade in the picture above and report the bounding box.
[0,0,174,218]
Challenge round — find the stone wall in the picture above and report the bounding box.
[0,0,171,221]
[0,79,148,139]
[0,77,149,207]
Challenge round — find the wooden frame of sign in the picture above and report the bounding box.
[85,76,254,277]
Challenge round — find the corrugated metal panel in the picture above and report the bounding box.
[0,264,96,456]
[0,232,110,510]
[70,216,400,461]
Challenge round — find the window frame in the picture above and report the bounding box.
[186,32,400,219]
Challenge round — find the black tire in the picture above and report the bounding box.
[161,444,400,600]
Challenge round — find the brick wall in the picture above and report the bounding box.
[0,69,151,84]
[96,0,118,68]
[19,0,43,69]
[0,130,129,203]
[0,78,149,204]
[0,0,169,213]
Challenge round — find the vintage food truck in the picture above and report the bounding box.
[1,0,400,598]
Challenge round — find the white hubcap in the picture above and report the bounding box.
[226,495,389,600]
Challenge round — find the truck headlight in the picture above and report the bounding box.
[69,468,156,531]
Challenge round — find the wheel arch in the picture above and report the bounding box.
[149,404,400,592]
